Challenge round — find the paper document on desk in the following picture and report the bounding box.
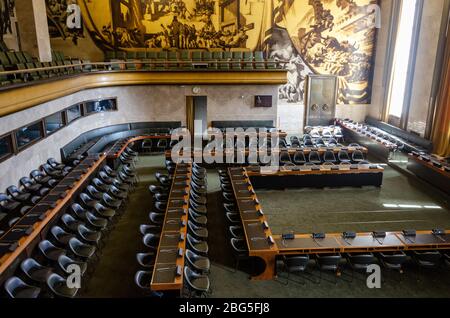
[260,166,280,174]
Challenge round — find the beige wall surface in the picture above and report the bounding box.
[0,84,278,190]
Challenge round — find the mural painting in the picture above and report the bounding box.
[49,0,379,104]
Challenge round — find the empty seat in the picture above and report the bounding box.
[230,238,248,271]
[38,240,66,262]
[50,225,75,247]
[20,258,53,284]
[188,221,208,241]
[187,233,208,256]
[4,276,41,298]
[139,224,160,236]
[185,249,210,274]
[379,251,408,274]
[183,266,210,296]
[281,255,310,285]
[280,151,292,165]
[142,233,160,249]
[46,273,79,298]
[338,150,351,163]
[308,151,322,165]
[136,252,155,268]
[7,185,31,203]
[315,253,342,284]
[229,225,244,239]
[352,150,365,163]
[68,237,96,261]
[412,250,441,269]
[323,150,337,163]
[57,254,87,276]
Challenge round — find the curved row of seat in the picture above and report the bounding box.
[0,158,78,236]
[134,161,211,297]
[217,169,450,283]
[2,146,139,298]
[279,149,366,166]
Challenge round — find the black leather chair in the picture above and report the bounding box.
[230,238,248,272]
[77,224,102,246]
[20,258,53,284]
[183,266,210,298]
[157,139,168,151]
[378,251,409,279]
[48,158,68,170]
[149,212,164,225]
[142,233,160,249]
[68,237,96,261]
[57,254,87,277]
[0,193,21,213]
[188,221,208,241]
[308,151,322,165]
[30,169,57,188]
[189,209,207,227]
[61,213,84,233]
[352,150,365,163]
[187,233,209,256]
[92,178,110,192]
[229,225,244,239]
[4,276,41,298]
[50,225,75,247]
[93,202,116,220]
[345,253,378,281]
[293,151,306,165]
[226,212,240,224]
[185,249,211,274]
[38,240,66,262]
[6,185,31,203]
[20,177,49,196]
[190,200,207,215]
[323,150,337,163]
[141,139,153,153]
[412,250,441,269]
[315,253,342,284]
[136,252,155,268]
[338,150,351,163]
[86,185,103,201]
[46,273,79,298]
[280,255,310,285]
[279,151,292,165]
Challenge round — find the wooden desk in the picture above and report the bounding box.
[407,154,450,195]
[0,154,105,284]
[246,164,384,188]
[151,163,191,292]
[228,167,278,280]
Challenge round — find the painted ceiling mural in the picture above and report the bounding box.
[51,0,379,104]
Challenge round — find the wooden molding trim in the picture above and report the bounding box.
[0,71,287,117]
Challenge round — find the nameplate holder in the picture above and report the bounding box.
[432,228,445,236]
[331,166,340,171]
[369,165,379,169]
[177,248,183,257]
[402,229,416,237]
[282,233,295,240]
[267,236,275,245]
[350,165,359,170]
[180,220,186,227]
[342,232,357,239]
[372,231,386,238]
[176,265,182,277]
[312,232,326,239]
[311,166,320,171]
[257,209,264,216]
[262,221,269,230]
[179,233,185,241]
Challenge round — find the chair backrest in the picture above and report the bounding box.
[414,250,442,263]
[317,254,341,266]
[285,255,309,269]
[323,150,336,162]
[348,253,376,265]
[293,151,306,163]
[308,151,321,162]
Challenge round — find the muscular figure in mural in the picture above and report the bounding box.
[0,0,15,43]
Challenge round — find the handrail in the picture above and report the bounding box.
[0,59,289,77]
